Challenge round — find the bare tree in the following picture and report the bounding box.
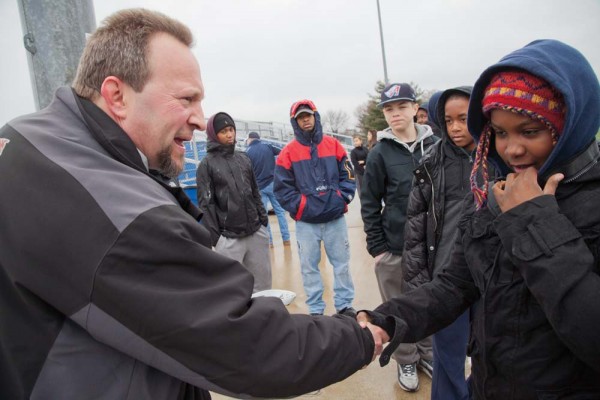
[420,88,440,104]
[322,109,350,133]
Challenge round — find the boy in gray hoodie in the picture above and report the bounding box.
[360,82,438,392]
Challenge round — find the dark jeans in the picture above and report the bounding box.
[432,310,470,400]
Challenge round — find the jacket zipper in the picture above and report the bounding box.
[424,163,437,233]
[563,159,598,183]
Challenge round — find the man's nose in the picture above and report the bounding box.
[189,103,206,131]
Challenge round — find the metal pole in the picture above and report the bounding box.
[17,0,96,110]
[376,0,389,85]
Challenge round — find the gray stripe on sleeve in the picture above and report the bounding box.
[10,88,177,233]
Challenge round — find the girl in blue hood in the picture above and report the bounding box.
[362,39,600,399]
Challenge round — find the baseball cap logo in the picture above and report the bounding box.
[384,84,401,98]
[0,138,9,156]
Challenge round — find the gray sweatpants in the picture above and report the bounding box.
[374,252,433,364]
[215,226,272,293]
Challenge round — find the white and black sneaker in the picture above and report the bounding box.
[397,362,419,392]
[418,358,433,379]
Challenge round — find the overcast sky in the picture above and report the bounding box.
[2,0,599,129]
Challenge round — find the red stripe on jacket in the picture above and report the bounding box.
[276,136,346,169]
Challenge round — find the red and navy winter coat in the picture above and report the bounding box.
[274,111,355,223]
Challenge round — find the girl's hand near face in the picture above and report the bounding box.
[493,168,564,213]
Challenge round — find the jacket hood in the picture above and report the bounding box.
[427,90,444,128]
[436,86,473,147]
[290,110,324,145]
[206,112,236,144]
[378,123,434,152]
[468,39,600,176]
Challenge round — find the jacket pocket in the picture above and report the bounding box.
[295,194,307,220]
[336,190,349,213]
[464,213,500,290]
[300,190,345,222]
[512,215,581,261]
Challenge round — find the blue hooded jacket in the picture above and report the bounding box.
[427,90,443,128]
[245,139,280,190]
[468,39,600,179]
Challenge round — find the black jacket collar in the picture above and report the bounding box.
[206,140,235,155]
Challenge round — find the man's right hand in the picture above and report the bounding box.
[357,312,389,361]
[366,323,389,361]
[357,311,371,326]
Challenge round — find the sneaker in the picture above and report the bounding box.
[418,358,433,379]
[337,307,357,318]
[397,362,419,392]
[283,240,291,246]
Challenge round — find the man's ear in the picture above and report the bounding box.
[99,76,129,119]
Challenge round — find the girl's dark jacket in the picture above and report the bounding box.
[401,86,496,291]
[196,138,268,247]
[370,39,600,399]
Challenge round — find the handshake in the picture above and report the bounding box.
[356,311,390,361]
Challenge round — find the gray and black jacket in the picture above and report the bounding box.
[0,87,375,400]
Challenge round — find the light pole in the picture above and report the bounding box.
[376,0,389,85]
[17,0,96,110]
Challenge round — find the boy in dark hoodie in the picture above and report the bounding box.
[196,112,271,293]
[360,39,600,399]
[401,86,495,399]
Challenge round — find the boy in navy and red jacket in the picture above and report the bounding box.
[274,99,356,317]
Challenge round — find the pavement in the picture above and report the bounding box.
[211,199,436,400]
